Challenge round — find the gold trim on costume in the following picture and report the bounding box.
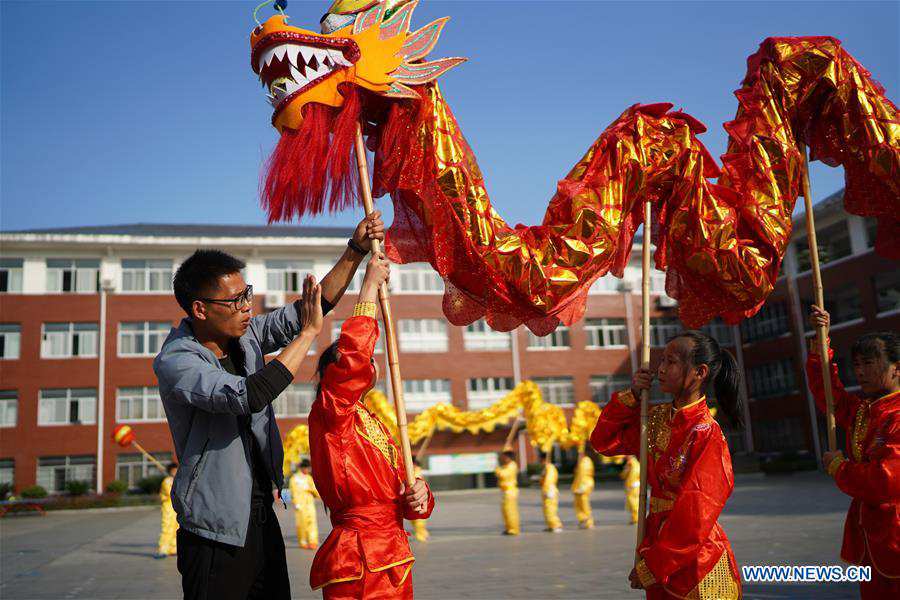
[312,570,365,590]
[851,403,869,462]
[686,552,741,600]
[648,404,672,459]
[650,496,674,514]
[369,556,416,573]
[635,558,656,588]
[826,452,846,477]
[355,405,399,468]
[353,302,378,318]
[617,388,637,408]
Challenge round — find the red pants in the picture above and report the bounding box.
[322,565,413,600]
[860,570,900,600]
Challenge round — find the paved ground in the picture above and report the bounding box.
[1,471,860,599]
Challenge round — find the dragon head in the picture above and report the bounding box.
[250,0,465,133]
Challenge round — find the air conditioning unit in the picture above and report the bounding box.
[657,295,678,308]
[265,291,285,310]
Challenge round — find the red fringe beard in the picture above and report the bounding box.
[261,87,363,222]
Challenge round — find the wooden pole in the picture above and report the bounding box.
[354,124,416,486]
[131,441,168,476]
[799,142,837,452]
[635,200,652,564]
[503,416,522,450]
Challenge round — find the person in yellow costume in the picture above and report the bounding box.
[571,450,596,529]
[157,463,178,558]
[409,458,430,542]
[539,452,563,532]
[495,450,520,535]
[289,459,320,549]
[621,454,641,524]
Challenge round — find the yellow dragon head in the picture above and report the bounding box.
[250,0,465,132]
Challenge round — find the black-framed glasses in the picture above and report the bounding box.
[197,285,253,311]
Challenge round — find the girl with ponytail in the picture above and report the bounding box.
[591,330,742,599]
[807,307,900,600]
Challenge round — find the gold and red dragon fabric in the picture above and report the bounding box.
[806,349,900,598]
[250,2,899,334]
[308,315,435,596]
[591,390,741,599]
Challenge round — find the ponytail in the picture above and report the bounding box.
[671,330,745,429]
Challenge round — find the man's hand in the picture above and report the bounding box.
[353,211,385,253]
[359,253,391,304]
[300,274,323,335]
[403,478,429,515]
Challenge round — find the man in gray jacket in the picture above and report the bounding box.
[153,213,384,600]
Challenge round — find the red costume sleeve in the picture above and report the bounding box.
[834,415,900,504]
[319,316,379,422]
[590,389,640,456]
[641,429,734,583]
[805,348,858,429]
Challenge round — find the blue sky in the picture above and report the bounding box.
[1,1,897,231]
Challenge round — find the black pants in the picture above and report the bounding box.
[177,503,291,600]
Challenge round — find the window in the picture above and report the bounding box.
[874,270,900,315]
[650,272,667,295]
[527,326,570,350]
[589,276,620,294]
[795,220,852,272]
[399,319,448,352]
[463,320,511,351]
[332,320,381,354]
[121,259,173,292]
[37,456,95,493]
[345,269,367,293]
[46,259,99,293]
[747,360,797,400]
[650,317,682,348]
[403,379,451,412]
[803,285,861,331]
[38,388,96,425]
[585,318,628,348]
[755,417,806,452]
[701,318,734,347]
[273,383,316,417]
[0,259,23,293]
[589,375,631,406]
[0,324,21,359]
[0,459,13,487]
[41,323,98,358]
[0,391,17,427]
[266,260,313,292]
[118,322,170,356]
[393,264,443,294]
[740,302,790,343]
[117,387,164,422]
[116,452,173,490]
[836,352,859,388]
[534,376,575,406]
[467,377,514,409]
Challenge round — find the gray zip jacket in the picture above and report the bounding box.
[153,303,303,546]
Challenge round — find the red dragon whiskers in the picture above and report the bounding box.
[325,87,363,213]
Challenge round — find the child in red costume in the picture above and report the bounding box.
[591,331,743,599]
[808,307,900,599]
[308,253,434,599]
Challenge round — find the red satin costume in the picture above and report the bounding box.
[807,350,900,599]
[591,390,742,599]
[309,316,435,599]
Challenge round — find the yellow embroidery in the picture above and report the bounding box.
[617,388,637,408]
[650,496,674,514]
[353,302,377,318]
[635,558,656,588]
[356,405,398,468]
[827,453,847,477]
[852,403,869,462]
[648,404,672,459]
[687,552,740,600]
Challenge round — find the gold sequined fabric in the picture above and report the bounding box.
[650,496,674,514]
[687,552,741,600]
[372,37,898,334]
[352,302,377,318]
[852,403,869,462]
[648,404,673,459]
[355,405,398,468]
